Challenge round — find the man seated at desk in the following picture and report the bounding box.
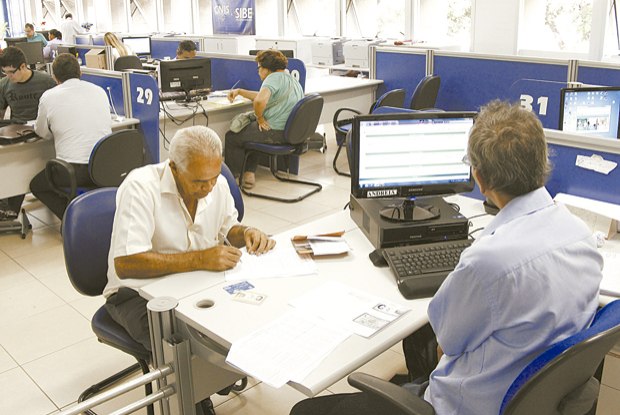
[0,46,56,221]
[30,53,111,220]
[103,126,275,414]
[24,23,48,46]
[290,101,603,415]
[177,40,197,59]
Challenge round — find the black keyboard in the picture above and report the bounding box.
[383,239,472,299]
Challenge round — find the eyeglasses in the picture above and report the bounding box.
[462,154,471,166]
[2,67,20,76]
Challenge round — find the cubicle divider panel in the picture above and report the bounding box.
[92,36,105,46]
[433,53,569,114]
[75,35,91,45]
[128,73,160,163]
[81,72,126,117]
[150,38,201,60]
[575,61,620,87]
[508,79,567,129]
[374,48,427,104]
[209,56,306,91]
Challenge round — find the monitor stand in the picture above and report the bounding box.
[380,197,441,222]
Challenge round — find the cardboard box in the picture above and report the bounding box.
[85,49,107,69]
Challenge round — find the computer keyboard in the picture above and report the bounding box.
[383,239,472,299]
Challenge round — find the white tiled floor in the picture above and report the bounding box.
[0,128,408,415]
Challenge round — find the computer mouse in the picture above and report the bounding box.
[369,248,388,267]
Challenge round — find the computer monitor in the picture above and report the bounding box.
[57,46,78,57]
[351,111,476,222]
[14,41,45,65]
[559,86,620,139]
[4,37,28,47]
[249,49,295,58]
[122,36,151,56]
[158,57,212,101]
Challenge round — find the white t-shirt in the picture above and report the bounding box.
[34,78,112,164]
[104,160,239,297]
[60,19,84,44]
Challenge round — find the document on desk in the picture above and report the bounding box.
[290,281,409,338]
[224,243,317,281]
[226,310,351,388]
[600,251,620,297]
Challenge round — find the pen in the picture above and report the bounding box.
[230,80,240,91]
[221,233,243,262]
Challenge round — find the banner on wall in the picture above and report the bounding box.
[212,0,256,35]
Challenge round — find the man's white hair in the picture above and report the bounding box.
[169,126,222,171]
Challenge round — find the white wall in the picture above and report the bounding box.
[471,0,520,55]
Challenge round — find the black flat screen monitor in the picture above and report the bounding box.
[159,57,211,100]
[249,49,294,58]
[14,41,45,65]
[351,111,476,222]
[559,86,620,139]
[122,36,151,56]
[5,37,28,47]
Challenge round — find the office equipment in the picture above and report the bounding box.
[249,49,294,58]
[4,36,27,47]
[382,239,472,299]
[159,88,211,102]
[409,75,441,110]
[343,39,384,68]
[204,35,255,55]
[347,299,620,415]
[114,55,143,71]
[559,86,620,139]
[158,57,212,102]
[311,38,346,66]
[57,45,78,56]
[14,41,45,65]
[239,93,324,202]
[62,188,155,415]
[122,36,151,56]
[254,37,313,62]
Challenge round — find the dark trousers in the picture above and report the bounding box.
[224,122,286,176]
[30,164,94,220]
[104,287,152,352]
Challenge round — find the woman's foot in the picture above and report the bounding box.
[242,172,255,189]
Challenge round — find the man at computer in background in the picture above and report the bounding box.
[290,101,603,415]
[104,125,274,415]
[30,53,111,220]
[24,23,48,47]
[60,13,85,44]
[176,40,197,59]
[0,46,56,221]
[43,29,63,61]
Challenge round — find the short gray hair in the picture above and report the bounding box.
[468,100,551,197]
[169,126,222,171]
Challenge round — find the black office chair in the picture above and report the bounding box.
[347,299,620,415]
[114,55,144,71]
[409,75,441,110]
[332,88,406,176]
[46,129,145,203]
[239,93,324,203]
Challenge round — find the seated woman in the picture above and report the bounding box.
[103,32,133,62]
[225,49,303,189]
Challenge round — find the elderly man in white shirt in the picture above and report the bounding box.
[31,52,111,219]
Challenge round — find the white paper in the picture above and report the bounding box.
[225,243,317,281]
[225,310,351,388]
[575,154,617,175]
[289,281,409,338]
[308,238,351,256]
[601,250,620,297]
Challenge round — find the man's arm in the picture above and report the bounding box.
[34,97,53,140]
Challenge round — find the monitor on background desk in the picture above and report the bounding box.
[559,86,620,139]
[158,57,212,102]
[122,36,152,56]
[4,37,28,47]
[351,111,476,222]
[14,42,45,65]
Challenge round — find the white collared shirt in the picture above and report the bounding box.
[104,160,239,298]
[35,78,112,164]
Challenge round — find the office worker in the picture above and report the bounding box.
[0,46,56,221]
[43,29,63,61]
[176,40,197,59]
[103,32,132,61]
[30,53,111,220]
[225,49,303,189]
[24,23,48,46]
[290,101,603,415]
[60,13,85,44]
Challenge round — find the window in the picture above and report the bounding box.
[197,0,214,34]
[288,0,335,36]
[162,0,192,33]
[349,0,406,39]
[415,0,471,49]
[129,0,158,33]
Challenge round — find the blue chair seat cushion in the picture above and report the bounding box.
[91,306,151,362]
[244,142,298,155]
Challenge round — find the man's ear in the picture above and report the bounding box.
[473,168,487,195]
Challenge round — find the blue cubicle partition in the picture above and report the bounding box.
[92,36,105,46]
[81,73,126,117]
[575,61,620,87]
[209,57,307,91]
[508,79,566,129]
[127,73,160,164]
[374,48,427,105]
[75,35,91,45]
[150,38,201,60]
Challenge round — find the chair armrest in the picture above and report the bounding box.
[347,373,435,415]
[332,107,362,134]
[45,158,78,200]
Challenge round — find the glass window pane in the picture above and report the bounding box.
[109,0,127,32]
[130,0,158,33]
[417,0,471,49]
[163,0,192,33]
[351,0,406,39]
[292,0,336,36]
[197,0,214,34]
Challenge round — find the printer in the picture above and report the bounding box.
[311,38,346,66]
[343,38,384,68]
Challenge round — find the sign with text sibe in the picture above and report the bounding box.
[212,0,256,35]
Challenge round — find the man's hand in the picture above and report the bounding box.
[201,245,242,271]
[244,227,276,255]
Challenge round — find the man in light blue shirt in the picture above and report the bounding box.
[24,23,48,46]
[290,101,603,415]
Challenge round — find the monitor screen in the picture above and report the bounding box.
[14,41,45,65]
[559,86,620,139]
[122,36,151,56]
[4,37,28,47]
[249,49,295,58]
[351,112,476,201]
[158,57,212,97]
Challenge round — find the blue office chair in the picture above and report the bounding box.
[347,299,620,415]
[221,162,244,221]
[239,93,324,203]
[409,75,441,110]
[332,88,406,176]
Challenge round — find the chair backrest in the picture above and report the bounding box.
[62,187,117,296]
[221,162,244,222]
[410,75,440,110]
[89,129,145,187]
[500,300,620,415]
[284,93,324,146]
[371,88,406,112]
[114,55,143,71]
